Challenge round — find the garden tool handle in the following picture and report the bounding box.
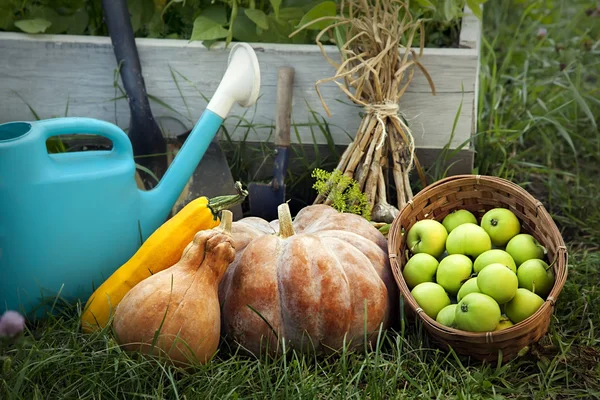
[101,0,152,120]
[274,67,295,149]
[271,67,295,190]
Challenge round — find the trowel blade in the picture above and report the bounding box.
[248,182,286,222]
[170,138,243,220]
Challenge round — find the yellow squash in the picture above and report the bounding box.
[80,185,247,333]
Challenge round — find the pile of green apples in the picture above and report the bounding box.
[403,207,555,333]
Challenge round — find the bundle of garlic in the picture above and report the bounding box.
[292,0,436,222]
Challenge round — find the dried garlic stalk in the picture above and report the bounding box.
[291,0,436,222]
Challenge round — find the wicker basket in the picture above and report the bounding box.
[388,174,568,363]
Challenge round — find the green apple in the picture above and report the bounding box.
[454,293,502,332]
[403,253,439,289]
[411,282,451,320]
[457,277,480,302]
[495,317,514,331]
[473,249,517,274]
[477,263,519,304]
[480,208,521,247]
[517,259,555,298]
[436,304,458,328]
[442,209,478,233]
[505,234,546,266]
[406,219,448,258]
[446,223,492,258]
[436,254,473,296]
[504,288,545,324]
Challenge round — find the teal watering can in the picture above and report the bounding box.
[0,43,261,317]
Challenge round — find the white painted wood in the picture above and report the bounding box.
[0,8,480,151]
[459,5,483,136]
[459,4,482,50]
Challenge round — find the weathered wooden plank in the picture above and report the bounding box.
[0,28,478,150]
[458,4,482,137]
[459,4,482,50]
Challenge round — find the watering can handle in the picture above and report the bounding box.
[37,117,133,158]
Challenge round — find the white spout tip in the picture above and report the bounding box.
[228,43,261,108]
[206,42,261,119]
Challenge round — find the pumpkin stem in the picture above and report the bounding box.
[219,210,233,234]
[207,181,249,220]
[277,202,295,238]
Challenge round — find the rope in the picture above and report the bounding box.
[364,101,416,173]
[364,102,399,150]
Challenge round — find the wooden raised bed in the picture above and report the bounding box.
[0,6,481,175]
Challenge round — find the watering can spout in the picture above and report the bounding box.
[206,42,262,119]
[138,43,261,237]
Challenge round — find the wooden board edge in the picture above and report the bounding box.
[0,31,479,58]
[459,4,483,50]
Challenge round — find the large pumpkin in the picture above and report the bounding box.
[218,203,398,356]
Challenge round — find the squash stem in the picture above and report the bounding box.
[219,210,233,234]
[277,202,295,238]
[207,181,248,219]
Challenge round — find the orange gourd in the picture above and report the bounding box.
[112,210,236,366]
[81,188,246,333]
[219,203,397,356]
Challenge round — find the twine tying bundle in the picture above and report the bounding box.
[364,102,416,176]
[364,102,398,150]
[291,0,436,222]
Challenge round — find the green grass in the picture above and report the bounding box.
[2,0,600,398]
[473,0,600,247]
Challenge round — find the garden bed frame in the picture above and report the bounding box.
[0,6,481,175]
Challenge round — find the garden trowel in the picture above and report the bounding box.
[101,0,168,190]
[103,0,241,218]
[248,66,295,221]
[168,132,243,220]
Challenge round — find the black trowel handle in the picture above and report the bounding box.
[101,0,168,190]
[272,67,295,190]
[101,0,152,121]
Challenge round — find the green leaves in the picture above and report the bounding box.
[244,8,269,30]
[442,0,459,22]
[127,0,155,34]
[0,0,479,48]
[269,0,282,18]
[231,13,263,43]
[414,0,435,8]
[311,168,371,220]
[466,0,485,19]
[201,4,228,25]
[297,1,337,31]
[5,2,91,36]
[14,18,52,34]
[0,10,13,31]
[191,16,229,41]
[440,0,488,23]
[278,7,305,21]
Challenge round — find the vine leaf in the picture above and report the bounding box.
[14,18,52,34]
[297,1,336,31]
[190,16,229,41]
[245,8,269,30]
[270,0,282,19]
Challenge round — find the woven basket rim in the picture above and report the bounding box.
[388,174,569,343]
